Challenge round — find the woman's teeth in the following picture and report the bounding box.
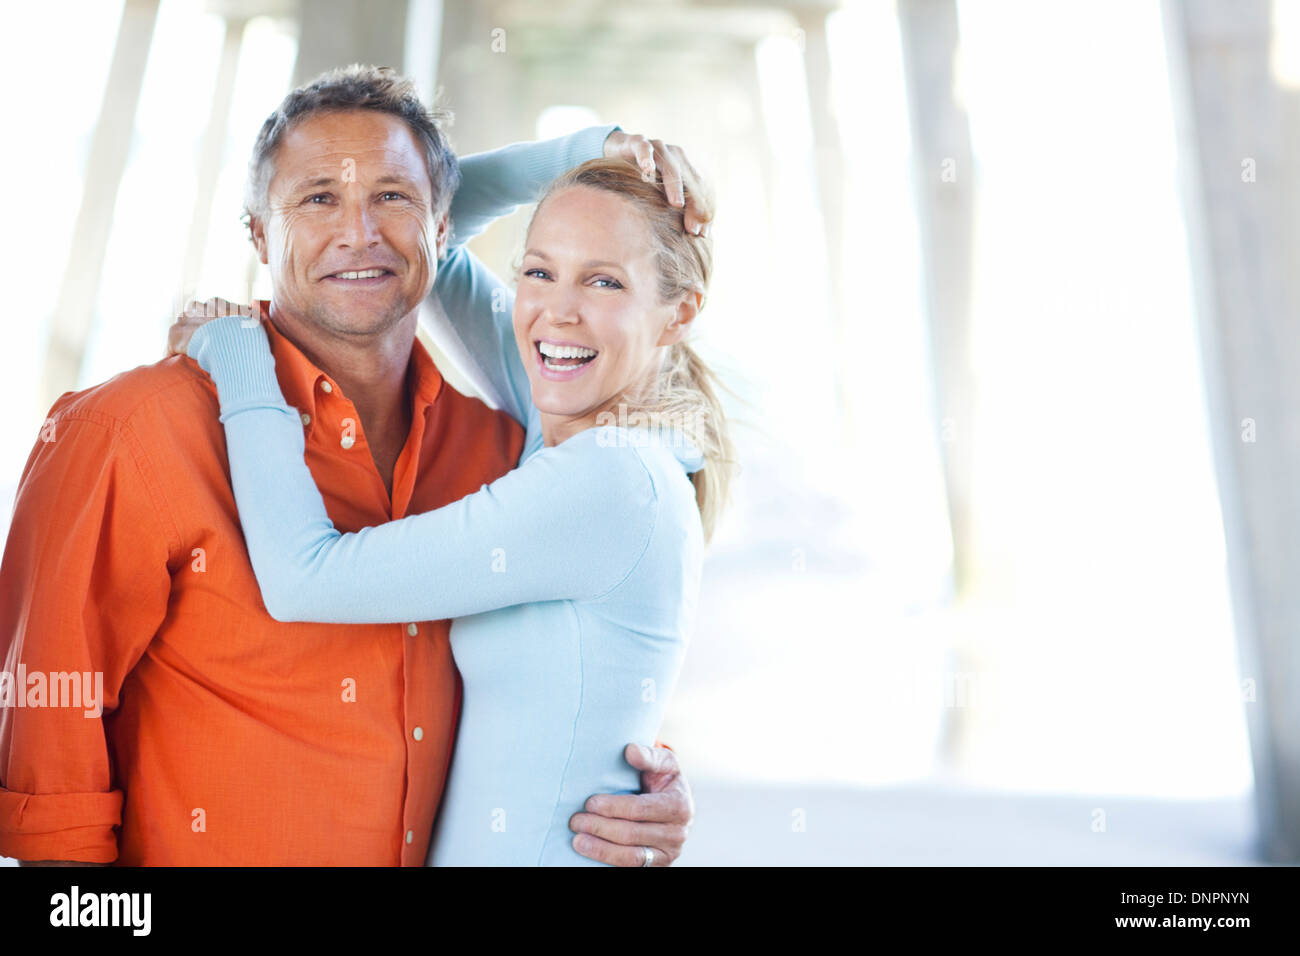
[539,341,597,369]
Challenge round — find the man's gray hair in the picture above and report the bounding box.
[241,64,460,230]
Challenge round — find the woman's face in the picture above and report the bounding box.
[513,185,689,432]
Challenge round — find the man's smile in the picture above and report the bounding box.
[320,266,397,288]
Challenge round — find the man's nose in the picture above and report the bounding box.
[337,191,380,248]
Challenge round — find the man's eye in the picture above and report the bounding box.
[305,194,332,204]
[379,191,406,201]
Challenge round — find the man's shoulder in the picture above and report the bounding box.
[423,380,527,487]
[47,354,217,433]
[429,379,525,440]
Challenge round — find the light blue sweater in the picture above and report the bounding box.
[187,127,704,866]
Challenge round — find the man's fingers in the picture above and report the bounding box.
[571,832,672,867]
[569,812,688,861]
[624,740,678,776]
[570,814,688,854]
[581,787,689,823]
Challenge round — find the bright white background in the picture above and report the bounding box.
[1,0,1270,864]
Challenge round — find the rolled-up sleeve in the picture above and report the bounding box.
[0,405,176,863]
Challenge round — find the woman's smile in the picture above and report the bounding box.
[534,338,600,379]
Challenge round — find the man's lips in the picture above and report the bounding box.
[320,267,397,287]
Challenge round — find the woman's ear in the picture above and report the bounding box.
[657,288,703,347]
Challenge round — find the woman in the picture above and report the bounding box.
[172,157,734,866]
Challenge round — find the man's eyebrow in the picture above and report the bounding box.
[523,249,626,271]
[291,176,338,191]
[288,173,423,191]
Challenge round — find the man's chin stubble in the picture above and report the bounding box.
[304,299,415,340]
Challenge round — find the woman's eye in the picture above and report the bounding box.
[591,277,623,289]
[379,191,405,201]
[305,193,332,204]
[523,268,550,280]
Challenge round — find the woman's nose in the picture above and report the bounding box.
[540,284,582,325]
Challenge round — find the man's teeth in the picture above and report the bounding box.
[538,342,597,359]
[334,269,387,279]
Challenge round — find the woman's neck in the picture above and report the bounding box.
[538,362,662,447]
[539,408,604,447]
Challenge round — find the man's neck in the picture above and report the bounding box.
[267,302,416,495]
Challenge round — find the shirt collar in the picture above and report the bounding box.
[255,299,444,421]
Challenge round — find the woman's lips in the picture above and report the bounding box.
[534,341,598,381]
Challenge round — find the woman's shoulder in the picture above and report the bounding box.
[548,425,698,489]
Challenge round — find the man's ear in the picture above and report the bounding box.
[656,289,703,347]
[248,215,270,265]
[433,210,450,261]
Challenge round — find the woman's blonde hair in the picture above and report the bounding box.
[528,157,736,542]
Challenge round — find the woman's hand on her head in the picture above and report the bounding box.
[167,297,259,357]
[603,130,714,236]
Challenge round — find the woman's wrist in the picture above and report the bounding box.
[189,316,286,417]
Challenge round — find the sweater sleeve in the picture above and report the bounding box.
[446,124,619,246]
[422,126,614,431]
[187,314,658,624]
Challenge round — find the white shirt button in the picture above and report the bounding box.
[412,726,424,741]
[300,412,311,426]
[406,623,418,636]
[320,381,333,393]
[405,830,414,845]
[340,434,355,450]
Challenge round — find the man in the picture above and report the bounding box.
[0,65,705,865]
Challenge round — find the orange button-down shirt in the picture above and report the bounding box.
[0,303,524,864]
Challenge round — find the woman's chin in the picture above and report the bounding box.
[532,397,586,419]
[530,391,611,424]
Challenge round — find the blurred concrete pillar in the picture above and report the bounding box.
[403,0,444,105]
[436,0,513,154]
[179,16,246,306]
[796,8,851,441]
[292,0,408,85]
[1163,0,1300,863]
[434,0,524,280]
[896,0,976,598]
[41,0,159,410]
[742,46,777,231]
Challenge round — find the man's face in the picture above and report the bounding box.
[250,110,447,337]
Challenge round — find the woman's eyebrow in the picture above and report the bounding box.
[523,249,625,271]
